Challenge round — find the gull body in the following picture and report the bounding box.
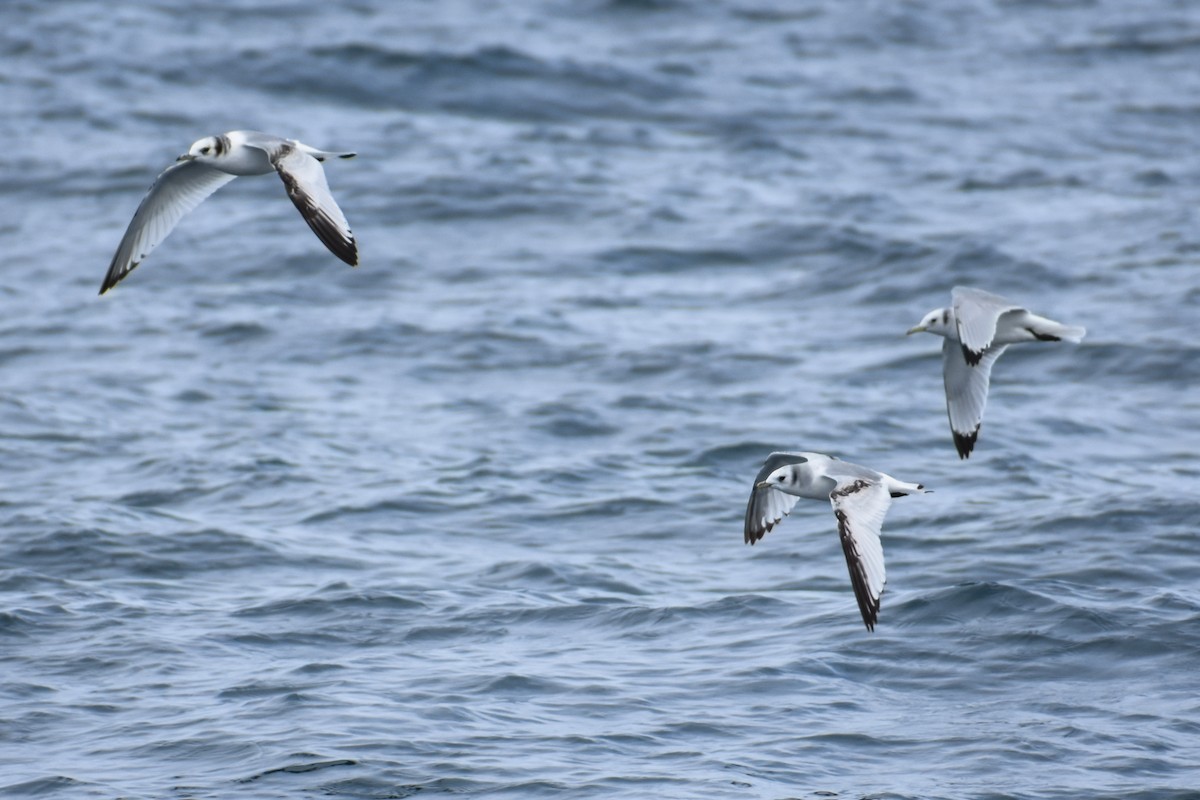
[744,451,928,631]
[100,130,358,294]
[908,286,1085,458]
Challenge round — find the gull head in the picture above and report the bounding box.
[184,135,224,162]
[757,465,797,491]
[907,307,953,337]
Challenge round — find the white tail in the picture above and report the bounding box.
[1054,324,1086,343]
[298,144,357,162]
[886,477,929,497]
[1026,313,1086,344]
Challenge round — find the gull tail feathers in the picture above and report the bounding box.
[1027,314,1086,344]
[297,143,357,162]
[1052,324,1086,343]
[885,477,929,498]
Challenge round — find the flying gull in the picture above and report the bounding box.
[100,130,358,294]
[744,451,928,631]
[907,286,1085,458]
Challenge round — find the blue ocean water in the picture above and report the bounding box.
[2,0,1199,797]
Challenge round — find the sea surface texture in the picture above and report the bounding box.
[2,1,1199,798]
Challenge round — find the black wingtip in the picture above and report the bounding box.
[331,235,358,267]
[953,425,980,459]
[960,344,984,366]
[743,518,771,545]
[862,593,880,631]
[99,259,137,295]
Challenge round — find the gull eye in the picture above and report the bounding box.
[200,146,211,155]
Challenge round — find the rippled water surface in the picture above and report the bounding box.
[3,1,1200,798]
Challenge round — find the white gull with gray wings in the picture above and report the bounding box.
[907,286,1086,458]
[744,451,928,631]
[100,130,358,294]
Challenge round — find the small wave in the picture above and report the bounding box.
[3,526,282,580]
[527,401,620,438]
[233,587,427,619]
[0,775,98,797]
[898,581,1064,627]
[218,43,689,122]
[475,560,647,597]
[1070,341,1200,385]
[198,320,273,344]
[1053,28,1200,57]
[239,757,356,784]
[301,496,462,525]
[958,168,1086,191]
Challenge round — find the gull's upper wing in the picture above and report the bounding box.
[828,477,892,631]
[942,338,1007,459]
[744,453,808,544]
[100,160,237,294]
[951,286,1023,365]
[271,144,357,266]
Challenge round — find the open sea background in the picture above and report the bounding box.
[3,1,1200,797]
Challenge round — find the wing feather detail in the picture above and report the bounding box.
[829,478,892,631]
[100,160,237,293]
[273,145,358,266]
[942,339,1007,459]
[952,286,1022,365]
[743,453,808,544]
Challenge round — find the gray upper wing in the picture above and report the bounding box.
[951,286,1023,364]
[271,144,357,266]
[100,160,237,294]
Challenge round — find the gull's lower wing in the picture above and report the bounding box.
[100,160,236,294]
[829,478,892,631]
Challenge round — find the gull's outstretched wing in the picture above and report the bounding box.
[744,453,808,544]
[828,478,892,631]
[272,144,357,266]
[942,339,1007,459]
[952,286,1023,365]
[100,160,237,294]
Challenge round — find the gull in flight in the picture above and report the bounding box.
[907,286,1086,458]
[100,130,358,294]
[744,451,928,631]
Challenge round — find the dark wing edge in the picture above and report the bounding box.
[743,486,772,544]
[273,146,358,267]
[831,480,881,632]
[953,288,1023,365]
[959,343,985,367]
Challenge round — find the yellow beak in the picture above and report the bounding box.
[906,325,925,335]
[755,481,771,489]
